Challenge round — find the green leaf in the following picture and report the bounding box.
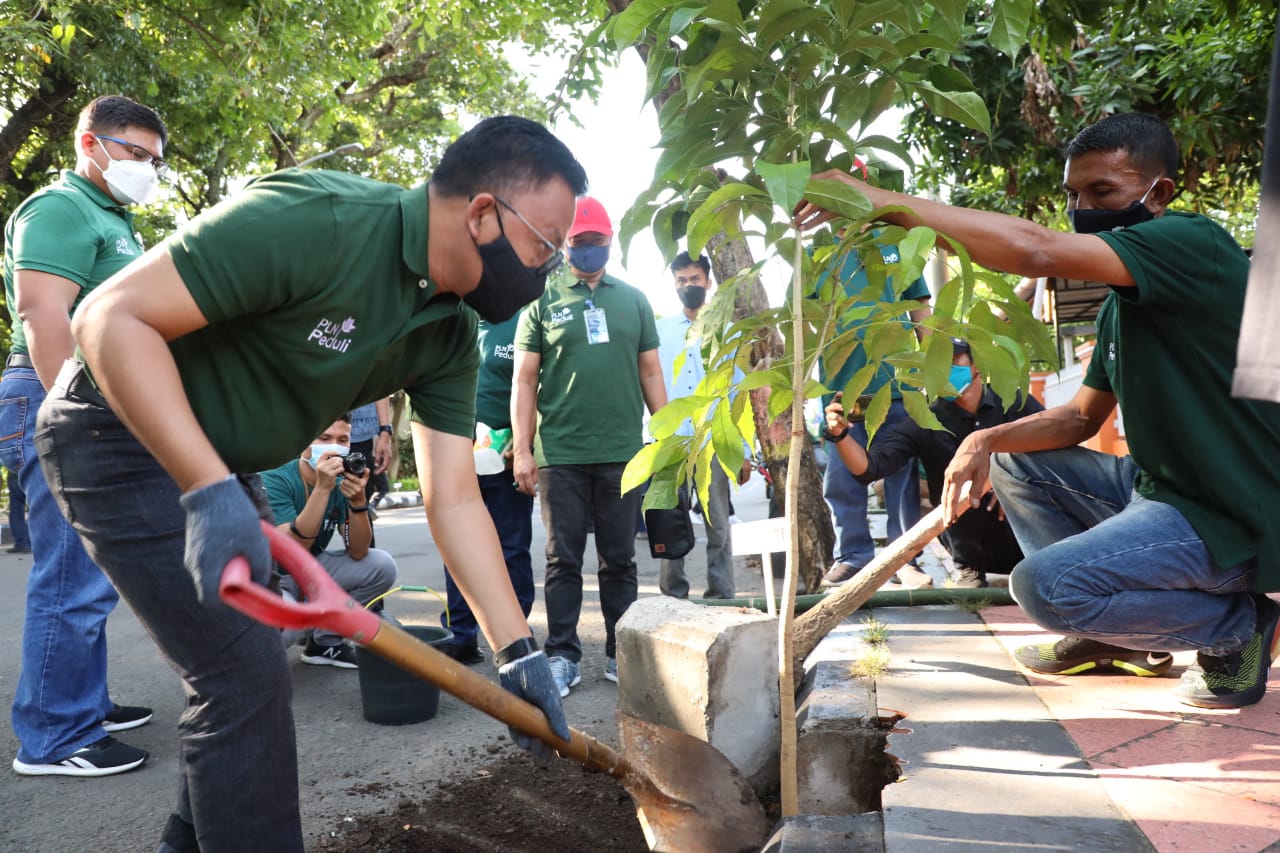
[913,83,991,135]
[757,160,811,215]
[610,0,671,47]
[768,387,793,421]
[648,395,707,439]
[757,0,823,51]
[895,226,936,289]
[801,177,873,222]
[901,388,947,432]
[990,0,1033,59]
[710,401,746,478]
[863,383,892,441]
[922,332,955,397]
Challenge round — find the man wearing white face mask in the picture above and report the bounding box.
[259,414,398,668]
[1,95,166,778]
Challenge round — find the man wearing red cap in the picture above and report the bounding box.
[512,196,667,696]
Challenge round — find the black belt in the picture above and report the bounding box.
[53,361,109,409]
[5,353,33,370]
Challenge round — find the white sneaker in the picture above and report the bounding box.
[895,565,934,589]
[604,657,618,683]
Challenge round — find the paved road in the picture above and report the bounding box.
[0,478,777,852]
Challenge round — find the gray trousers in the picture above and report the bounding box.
[659,463,735,599]
[280,547,397,647]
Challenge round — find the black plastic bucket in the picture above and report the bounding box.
[355,624,453,725]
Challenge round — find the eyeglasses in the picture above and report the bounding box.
[95,135,169,179]
[495,197,564,277]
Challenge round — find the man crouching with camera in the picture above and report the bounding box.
[259,412,398,668]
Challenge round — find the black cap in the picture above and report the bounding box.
[951,337,970,356]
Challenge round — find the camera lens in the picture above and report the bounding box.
[343,452,367,476]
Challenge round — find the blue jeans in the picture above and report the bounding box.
[0,367,115,764]
[538,463,640,662]
[991,447,1257,656]
[8,469,29,548]
[442,469,535,646]
[823,398,921,567]
[37,367,302,853]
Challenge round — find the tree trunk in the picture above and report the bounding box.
[0,66,79,196]
[706,234,834,594]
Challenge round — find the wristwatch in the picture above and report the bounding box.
[823,427,849,443]
[377,424,393,435]
[493,636,539,667]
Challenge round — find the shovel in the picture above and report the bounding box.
[221,521,770,853]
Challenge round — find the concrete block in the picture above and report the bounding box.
[797,660,896,815]
[616,596,779,792]
[762,813,885,853]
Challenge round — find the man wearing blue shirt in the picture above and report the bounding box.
[654,252,751,599]
[816,242,932,588]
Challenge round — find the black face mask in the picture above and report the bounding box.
[677,285,706,310]
[1068,180,1159,234]
[464,233,548,323]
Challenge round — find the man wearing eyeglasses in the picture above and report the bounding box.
[2,95,166,780]
[36,116,585,852]
[512,197,668,697]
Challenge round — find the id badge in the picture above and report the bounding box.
[584,307,610,344]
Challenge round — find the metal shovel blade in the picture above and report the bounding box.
[618,714,771,853]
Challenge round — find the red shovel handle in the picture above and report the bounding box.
[219,519,383,644]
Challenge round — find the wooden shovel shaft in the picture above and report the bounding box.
[791,502,948,667]
[365,623,631,779]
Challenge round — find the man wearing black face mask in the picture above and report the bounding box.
[653,251,752,600]
[37,115,586,852]
[796,112,1280,711]
[512,196,668,697]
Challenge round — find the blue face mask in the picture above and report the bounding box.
[306,442,349,469]
[567,244,609,274]
[942,365,973,400]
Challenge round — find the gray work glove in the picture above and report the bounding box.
[498,650,571,760]
[179,476,272,606]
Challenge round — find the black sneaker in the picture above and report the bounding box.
[442,641,485,666]
[301,639,359,669]
[1177,594,1280,709]
[1015,636,1173,677]
[102,703,153,732]
[12,735,147,777]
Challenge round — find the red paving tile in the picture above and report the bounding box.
[981,603,1280,853]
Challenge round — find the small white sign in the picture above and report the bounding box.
[730,517,789,556]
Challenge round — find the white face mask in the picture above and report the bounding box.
[92,145,160,206]
[306,442,349,469]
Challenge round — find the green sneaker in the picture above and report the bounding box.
[1014,636,1173,677]
[1177,594,1280,709]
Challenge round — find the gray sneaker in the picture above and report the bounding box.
[547,655,581,698]
[604,657,618,684]
[948,566,988,588]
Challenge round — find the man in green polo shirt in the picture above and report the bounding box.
[36,116,586,853]
[2,95,165,780]
[796,112,1280,710]
[512,196,668,697]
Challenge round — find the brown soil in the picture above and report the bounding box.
[310,750,649,853]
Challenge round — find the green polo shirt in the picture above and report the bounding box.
[515,271,659,466]
[4,171,142,354]
[259,458,348,554]
[1086,212,1280,587]
[155,168,478,473]
[475,315,519,429]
